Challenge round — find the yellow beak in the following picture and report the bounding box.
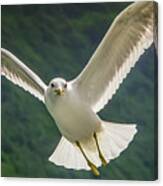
[55,88,64,96]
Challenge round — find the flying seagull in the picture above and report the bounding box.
[1,2,155,176]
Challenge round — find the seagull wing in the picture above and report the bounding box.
[1,48,47,103]
[71,2,156,113]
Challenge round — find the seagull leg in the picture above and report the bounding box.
[94,133,107,166]
[76,141,100,176]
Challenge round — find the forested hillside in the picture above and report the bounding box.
[1,2,157,180]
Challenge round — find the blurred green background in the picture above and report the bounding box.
[1,2,157,180]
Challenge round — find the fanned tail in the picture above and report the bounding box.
[49,121,137,170]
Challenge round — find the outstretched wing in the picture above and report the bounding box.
[1,48,47,103]
[71,2,156,113]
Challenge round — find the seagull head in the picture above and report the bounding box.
[48,77,67,96]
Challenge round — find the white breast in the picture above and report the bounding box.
[45,86,101,142]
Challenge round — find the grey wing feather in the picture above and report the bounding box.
[71,2,156,113]
[1,48,47,103]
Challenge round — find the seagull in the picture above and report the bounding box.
[1,2,155,176]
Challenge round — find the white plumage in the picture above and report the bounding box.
[1,2,155,175]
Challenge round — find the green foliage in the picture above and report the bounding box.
[1,2,157,180]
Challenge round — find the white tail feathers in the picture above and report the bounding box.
[49,121,137,170]
[97,121,137,162]
[49,136,91,170]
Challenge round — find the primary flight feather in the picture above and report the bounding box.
[1,2,155,176]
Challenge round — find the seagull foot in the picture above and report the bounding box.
[76,141,100,176]
[87,161,100,176]
[93,132,107,167]
[99,153,107,166]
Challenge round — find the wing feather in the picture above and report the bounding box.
[71,2,156,113]
[1,48,47,103]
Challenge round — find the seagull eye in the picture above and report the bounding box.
[51,83,55,88]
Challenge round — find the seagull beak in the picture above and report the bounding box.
[55,88,64,96]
